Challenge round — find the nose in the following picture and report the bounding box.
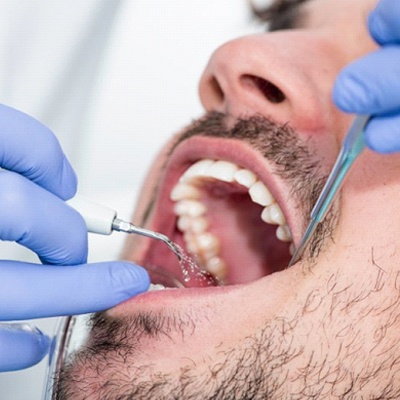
[199,31,344,133]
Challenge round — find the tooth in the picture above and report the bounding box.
[177,215,191,231]
[180,159,214,183]
[206,161,239,182]
[269,203,286,225]
[174,200,207,218]
[177,216,208,234]
[261,203,286,225]
[170,183,200,201]
[184,233,199,254]
[201,247,220,262]
[234,169,257,188]
[197,232,220,253]
[184,232,220,261]
[205,257,227,280]
[190,217,209,234]
[290,243,295,256]
[276,225,292,242]
[248,181,274,206]
[261,206,275,224]
[148,283,166,291]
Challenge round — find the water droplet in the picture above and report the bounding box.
[173,243,220,287]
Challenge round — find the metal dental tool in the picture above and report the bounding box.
[288,114,371,267]
[67,196,182,261]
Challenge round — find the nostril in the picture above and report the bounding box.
[208,75,225,105]
[241,75,286,104]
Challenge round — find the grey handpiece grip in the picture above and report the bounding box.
[66,196,117,235]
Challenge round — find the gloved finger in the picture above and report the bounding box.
[368,0,400,45]
[364,112,400,153]
[0,323,50,372]
[0,170,87,265]
[0,261,150,320]
[0,104,77,200]
[333,47,400,114]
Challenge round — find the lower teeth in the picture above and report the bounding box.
[148,283,167,291]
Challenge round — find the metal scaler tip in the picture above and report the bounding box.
[112,218,182,262]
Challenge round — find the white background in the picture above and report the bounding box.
[0,1,265,398]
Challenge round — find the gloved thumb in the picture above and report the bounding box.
[0,261,151,320]
[0,323,50,372]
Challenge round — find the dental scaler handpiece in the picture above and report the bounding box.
[67,196,182,261]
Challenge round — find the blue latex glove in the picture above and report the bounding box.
[333,0,400,153]
[0,104,150,372]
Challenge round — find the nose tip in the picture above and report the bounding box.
[198,33,340,132]
[199,38,288,118]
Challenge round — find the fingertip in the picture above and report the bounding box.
[0,324,50,372]
[364,116,400,154]
[0,104,78,200]
[332,74,358,113]
[30,327,51,364]
[58,157,78,201]
[364,132,393,154]
[368,0,400,45]
[42,262,150,316]
[333,69,375,114]
[109,262,151,299]
[0,262,150,319]
[368,10,387,45]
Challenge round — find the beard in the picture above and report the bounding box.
[54,290,400,400]
[54,309,309,399]
[54,112,363,400]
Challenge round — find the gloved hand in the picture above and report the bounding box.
[333,0,400,153]
[0,104,150,372]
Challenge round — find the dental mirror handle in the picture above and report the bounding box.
[288,114,370,267]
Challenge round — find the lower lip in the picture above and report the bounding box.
[111,281,238,316]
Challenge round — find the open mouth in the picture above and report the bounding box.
[138,135,298,289]
[171,158,293,284]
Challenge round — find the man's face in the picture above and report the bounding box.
[58,0,400,398]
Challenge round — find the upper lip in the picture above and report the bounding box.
[136,135,301,287]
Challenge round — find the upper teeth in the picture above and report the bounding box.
[170,159,293,281]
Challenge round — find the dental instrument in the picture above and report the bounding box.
[67,196,182,261]
[288,114,370,267]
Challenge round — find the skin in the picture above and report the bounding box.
[56,0,400,398]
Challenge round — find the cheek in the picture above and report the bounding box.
[348,150,400,192]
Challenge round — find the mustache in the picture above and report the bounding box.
[174,111,323,215]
